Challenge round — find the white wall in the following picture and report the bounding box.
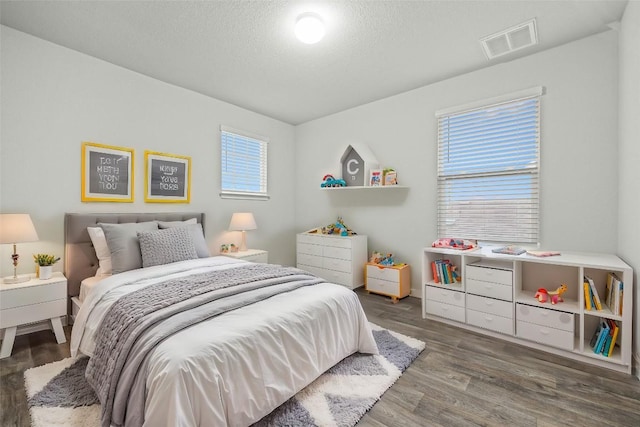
[0,26,297,276]
[617,1,640,378]
[295,30,620,297]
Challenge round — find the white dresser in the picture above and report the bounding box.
[296,232,368,289]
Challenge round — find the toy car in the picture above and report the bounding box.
[320,174,346,187]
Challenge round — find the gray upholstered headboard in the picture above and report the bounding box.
[64,212,205,302]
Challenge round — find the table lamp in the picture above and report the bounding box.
[0,214,39,284]
[228,212,257,252]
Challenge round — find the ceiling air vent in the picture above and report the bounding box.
[480,18,538,60]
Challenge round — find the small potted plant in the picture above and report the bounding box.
[33,254,60,280]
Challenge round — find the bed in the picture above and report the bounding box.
[65,213,377,427]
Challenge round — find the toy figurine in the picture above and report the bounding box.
[548,283,568,304]
[379,254,394,266]
[535,284,567,304]
[534,288,548,303]
[369,251,384,264]
[320,174,346,188]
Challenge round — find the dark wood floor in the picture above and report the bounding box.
[2,290,639,426]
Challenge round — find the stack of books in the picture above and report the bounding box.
[589,318,620,357]
[583,275,602,311]
[605,272,624,316]
[430,259,460,284]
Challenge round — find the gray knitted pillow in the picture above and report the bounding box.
[137,227,198,268]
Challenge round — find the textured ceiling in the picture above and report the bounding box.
[0,0,628,124]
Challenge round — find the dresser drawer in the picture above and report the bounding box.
[297,242,323,256]
[0,299,66,328]
[0,281,66,310]
[296,253,322,268]
[323,257,352,273]
[466,278,512,301]
[467,294,513,318]
[467,309,514,335]
[318,269,353,288]
[322,237,353,249]
[322,246,351,260]
[466,265,513,286]
[425,300,465,322]
[516,304,574,332]
[297,234,321,245]
[426,286,465,307]
[517,320,574,351]
[366,264,399,282]
[366,277,399,296]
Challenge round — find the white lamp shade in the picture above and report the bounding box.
[228,213,257,231]
[0,214,39,244]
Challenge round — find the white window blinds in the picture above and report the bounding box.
[220,126,268,200]
[436,88,542,243]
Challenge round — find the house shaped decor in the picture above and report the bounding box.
[340,143,380,187]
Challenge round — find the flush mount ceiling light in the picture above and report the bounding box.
[295,13,325,44]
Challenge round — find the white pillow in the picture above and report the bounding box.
[87,226,112,276]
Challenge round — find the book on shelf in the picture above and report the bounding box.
[491,246,526,255]
[431,261,440,284]
[583,282,592,310]
[605,272,614,307]
[607,320,620,357]
[526,250,561,257]
[594,320,610,354]
[601,334,612,356]
[606,272,624,315]
[584,275,602,310]
[589,322,602,348]
[430,259,460,285]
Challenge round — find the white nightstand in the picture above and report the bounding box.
[222,249,268,263]
[0,272,67,359]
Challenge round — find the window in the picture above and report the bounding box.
[220,126,268,200]
[436,87,543,243]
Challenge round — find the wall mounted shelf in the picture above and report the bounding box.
[320,185,408,191]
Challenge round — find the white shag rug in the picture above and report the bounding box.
[24,324,425,427]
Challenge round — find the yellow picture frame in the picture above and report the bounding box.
[144,150,191,203]
[81,142,134,202]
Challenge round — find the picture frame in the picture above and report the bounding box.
[81,141,134,202]
[144,150,191,203]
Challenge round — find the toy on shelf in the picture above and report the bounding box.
[320,217,356,236]
[383,168,397,186]
[535,283,568,304]
[534,288,548,303]
[431,238,477,250]
[369,250,405,267]
[320,174,346,188]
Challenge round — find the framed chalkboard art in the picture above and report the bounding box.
[81,142,134,202]
[144,150,191,203]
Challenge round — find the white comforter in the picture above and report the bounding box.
[70,257,378,427]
